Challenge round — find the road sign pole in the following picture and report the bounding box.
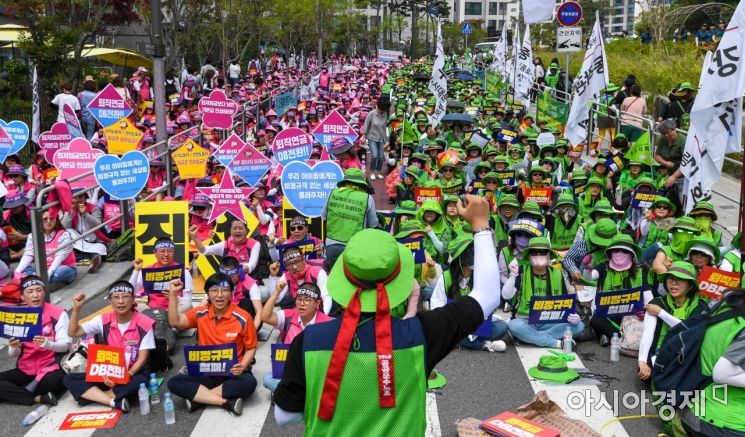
[465,33,468,52]
[565,52,570,92]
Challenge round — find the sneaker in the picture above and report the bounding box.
[483,340,507,353]
[223,397,243,416]
[88,254,102,274]
[369,174,377,181]
[40,392,58,406]
[599,335,610,347]
[114,397,130,413]
[185,398,204,413]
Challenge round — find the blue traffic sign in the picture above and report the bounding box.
[557,1,583,27]
[461,21,473,34]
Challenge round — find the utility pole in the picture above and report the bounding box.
[150,0,171,195]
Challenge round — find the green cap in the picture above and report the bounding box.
[555,191,576,208]
[650,196,676,215]
[498,193,520,208]
[605,233,640,262]
[587,176,604,187]
[520,201,543,218]
[337,168,369,189]
[528,165,546,178]
[528,355,580,384]
[590,199,615,218]
[588,218,618,247]
[404,165,420,179]
[670,216,700,234]
[685,236,721,265]
[448,233,474,261]
[394,200,417,216]
[571,169,588,181]
[483,171,500,183]
[394,221,427,240]
[658,261,699,292]
[635,176,656,191]
[689,200,718,221]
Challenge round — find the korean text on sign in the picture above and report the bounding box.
[184,344,238,376]
[0,307,42,341]
[594,287,645,318]
[528,295,575,324]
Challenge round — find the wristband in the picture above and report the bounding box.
[472,227,492,234]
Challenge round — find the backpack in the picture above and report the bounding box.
[141,307,174,372]
[249,234,272,284]
[619,314,644,356]
[675,101,691,130]
[651,302,738,408]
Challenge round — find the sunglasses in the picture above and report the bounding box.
[290,226,305,231]
[442,168,454,173]
[532,173,545,177]
[531,250,549,255]
[655,205,671,210]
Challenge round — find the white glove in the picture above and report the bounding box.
[567,313,581,325]
[508,259,519,276]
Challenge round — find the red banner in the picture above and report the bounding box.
[697,266,740,300]
[481,412,560,437]
[59,410,122,430]
[414,187,443,206]
[523,187,553,205]
[85,344,129,385]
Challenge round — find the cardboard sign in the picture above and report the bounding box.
[630,190,661,210]
[528,295,575,324]
[523,187,553,205]
[103,118,143,155]
[198,89,239,129]
[172,139,210,180]
[380,211,395,232]
[593,287,645,318]
[464,106,479,117]
[94,150,149,200]
[135,201,189,266]
[0,119,30,154]
[509,219,545,237]
[698,266,740,300]
[469,132,490,149]
[272,127,313,165]
[281,160,343,218]
[85,344,129,384]
[59,410,122,431]
[481,411,560,437]
[214,133,246,167]
[0,126,13,163]
[282,198,326,241]
[198,169,256,223]
[311,109,358,150]
[567,144,584,159]
[271,343,290,378]
[414,186,442,206]
[0,306,42,340]
[142,264,185,294]
[39,122,72,163]
[52,137,104,190]
[536,132,555,146]
[62,103,83,139]
[397,236,426,264]
[184,344,237,376]
[275,92,298,117]
[496,128,519,143]
[87,83,134,128]
[228,141,272,187]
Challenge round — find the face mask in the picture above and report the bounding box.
[670,231,694,254]
[515,235,530,251]
[694,216,712,233]
[530,255,550,268]
[609,251,633,271]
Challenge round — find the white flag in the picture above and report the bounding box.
[522,0,555,24]
[565,13,609,146]
[491,24,507,78]
[428,20,447,127]
[31,64,40,144]
[515,24,535,106]
[506,22,520,85]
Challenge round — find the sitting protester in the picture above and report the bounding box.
[129,237,193,313]
[270,246,331,313]
[190,218,261,274]
[15,209,77,285]
[59,188,106,274]
[218,256,263,328]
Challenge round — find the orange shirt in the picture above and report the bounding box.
[185,303,257,361]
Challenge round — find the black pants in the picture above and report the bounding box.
[167,373,257,401]
[0,367,65,405]
[590,315,623,340]
[63,372,147,405]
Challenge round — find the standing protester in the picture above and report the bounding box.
[361,98,391,180]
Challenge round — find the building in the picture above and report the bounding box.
[451,0,521,35]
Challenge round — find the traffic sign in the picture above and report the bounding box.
[461,21,473,35]
[556,1,582,27]
[557,27,582,52]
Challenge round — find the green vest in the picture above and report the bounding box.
[437,178,464,195]
[515,265,564,316]
[642,221,669,250]
[723,251,745,287]
[694,307,745,432]
[325,188,369,243]
[552,217,580,251]
[599,268,643,293]
[661,245,685,262]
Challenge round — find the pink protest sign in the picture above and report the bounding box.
[272,127,313,166]
[198,169,256,223]
[311,109,358,150]
[198,89,239,130]
[52,137,104,189]
[87,84,134,128]
[228,141,272,187]
[0,126,13,163]
[62,104,83,139]
[39,122,72,163]
[214,133,246,167]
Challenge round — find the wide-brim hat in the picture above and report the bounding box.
[590,200,615,218]
[688,200,718,221]
[328,229,414,312]
[448,233,474,261]
[571,170,588,181]
[6,165,27,177]
[3,192,28,209]
[588,218,618,247]
[685,236,721,265]
[189,194,211,208]
[670,216,700,234]
[394,200,417,216]
[650,196,676,214]
[337,168,369,189]
[605,83,620,93]
[554,191,576,208]
[658,261,699,292]
[528,355,579,384]
[526,236,559,259]
[394,221,427,240]
[329,136,354,155]
[498,194,520,208]
[605,233,640,262]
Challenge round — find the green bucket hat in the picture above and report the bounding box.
[685,236,721,265]
[539,144,556,158]
[394,221,427,240]
[650,196,676,215]
[327,229,415,312]
[483,171,500,183]
[404,165,420,179]
[590,199,615,218]
[402,141,417,150]
[670,216,701,235]
[605,83,620,93]
[587,218,618,247]
[394,200,417,216]
[475,161,491,172]
[442,194,459,206]
[571,169,588,181]
[528,165,546,179]
[449,141,463,150]
[586,176,604,188]
[689,200,718,221]
[498,193,520,208]
[554,191,576,208]
[528,355,580,384]
[509,144,524,154]
[483,146,498,157]
[411,152,428,163]
[448,233,474,261]
[338,168,369,189]
[677,81,696,92]
[605,233,640,263]
[492,155,509,165]
[526,236,558,259]
[593,158,607,170]
[635,176,656,191]
[658,261,699,292]
[519,201,543,218]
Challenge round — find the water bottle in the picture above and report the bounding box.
[562,327,574,354]
[138,383,150,415]
[22,405,49,426]
[610,333,620,362]
[149,373,160,405]
[164,392,176,425]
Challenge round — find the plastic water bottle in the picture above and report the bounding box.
[562,326,574,354]
[164,392,175,425]
[138,383,150,415]
[22,405,49,426]
[149,373,160,405]
[610,333,620,362]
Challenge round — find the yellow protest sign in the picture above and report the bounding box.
[135,201,189,266]
[103,118,143,155]
[172,139,210,180]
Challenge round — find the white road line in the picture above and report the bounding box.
[425,392,442,437]
[24,393,100,437]
[189,330,276,437]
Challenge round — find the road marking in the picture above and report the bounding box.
[188,330,276,437]
[24,393,100,437]
[425,392,442,436]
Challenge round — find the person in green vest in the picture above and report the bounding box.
[493,194,520,244]
[538,144,556,161]
[508,144,526,170]
[503,237,584,348]
[424,140,444,170]
[435,161,464,195]
[688,200,723,247]
[413,112,429,138]
[273,196,502,436]
[548,191,581,251]
[498,218,545,285]
[590,234,645,345]
[395,165,420,205]
[410,152,433,184]
[652,216,701,276]
[617,161,647,193]
[684,236,720,278]
[321,168,379,270]
[553,140,570,180]
[578,177,611,219]
[545,61,560,89]
[415,200,450,265]
[441,195,465,239]
[563,217,618,287]
[392,200,417,235]
[721,232,745,287]
[570,168,589,198]
[482,145,499,164]
[590,159,613,191]
[680,289,745,436]
[639,196,676,264]
[480,172,501,212]
[467,161,491,194]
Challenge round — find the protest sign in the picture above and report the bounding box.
[198,89,239,129]
[184,344,237,376]
[311,109,358,150]
[629,190,660,210]
[87,83,134,128]
[214,133,246,167]
[509,219,546,237]
[379,211,395,232]
[0,306,42,340]
[0,119,29,155]
[85,344,129,384]
[537,91,570,134]
[593,287,645,318]
[397,236,426,264]
[94,150,149,200]
[698,266,740,300]
[464,106,479,117]
[172,139,210,180]
[605,153,625,173]
[53,137,104,190]
[135,201,189,266]
[198,170,256,223]
[39,122,72,163]
[0,126,13,164]
[495,170,516,185]
[377,48,403,62]
[103,118,143,155]
[481,411,560,437]
[272,344,291,378]
[142,264,185,294]
[62,103,83,139]
[59,411,122,431]
[194,202,259,280]
[281,160,343,218]
[469,131,490,149]
[496,128,519,143]
[228,141,273,187]
[528,295,575,324]
[275,92,298,117]
[272,127,313,165]
[567,143,584,159]
[523,187,553,205]
[414,187,442,206]
[282,198,326,240]
[536,132,555,147]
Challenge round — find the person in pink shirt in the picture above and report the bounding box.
[329,136,361,171]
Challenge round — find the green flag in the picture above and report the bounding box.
[625,131,653,166]
[401,119,419,144]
